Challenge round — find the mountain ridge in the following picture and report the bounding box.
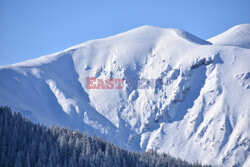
[0,25,211,69]
[208,23,250,49]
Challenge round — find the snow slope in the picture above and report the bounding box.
[208,24,250,49]
[0,25,250,166]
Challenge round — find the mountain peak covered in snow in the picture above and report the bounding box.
[0,24,249,166]
[209,23,250,48]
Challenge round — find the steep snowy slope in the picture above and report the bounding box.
[0,25,249,166]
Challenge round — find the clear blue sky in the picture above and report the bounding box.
[0,0,249,66]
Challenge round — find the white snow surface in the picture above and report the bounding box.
[208,24,250,49]
[0,24,250,166]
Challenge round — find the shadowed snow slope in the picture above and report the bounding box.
[0,25,250,166]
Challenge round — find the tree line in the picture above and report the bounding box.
[0,106,209,167]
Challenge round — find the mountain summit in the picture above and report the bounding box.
[209,24,250,49]
[0,25,249,166]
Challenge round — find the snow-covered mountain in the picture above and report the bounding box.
[209,24,250,49]
[0,24,249,166]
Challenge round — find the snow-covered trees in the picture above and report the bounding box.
[0,106,208,167]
